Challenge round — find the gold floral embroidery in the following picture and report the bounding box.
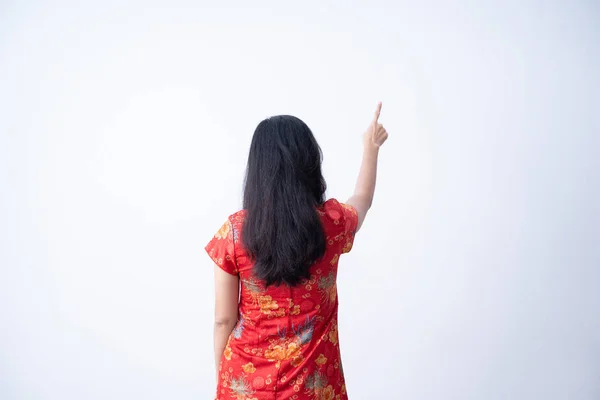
[214,220,231,239]
[291,354,304,367]
[264,317,315,364]
[258,295,279,315]
[329,323,338,345]
[287,299,301,315]
[273,309,286,318]
[223,345,232,360]
[322,385,335,400]
[342,240,352,253]
[315,353,327,366]
[263,340,302,362]
[330,254,339,265]
[242,362,256,374]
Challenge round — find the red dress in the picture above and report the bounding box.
[205,198,358,400]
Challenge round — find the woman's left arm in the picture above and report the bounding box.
[213,265,239,379]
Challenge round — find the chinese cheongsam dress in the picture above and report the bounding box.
[205,198,358,400]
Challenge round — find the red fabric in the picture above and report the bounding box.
[205,198,358,400]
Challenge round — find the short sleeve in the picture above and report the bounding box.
[340,202,359,254]
[205,218,238,275]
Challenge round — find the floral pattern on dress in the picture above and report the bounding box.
[206,199,358,399]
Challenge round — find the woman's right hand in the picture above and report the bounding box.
[363,102,388,149]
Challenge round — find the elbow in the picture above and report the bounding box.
[214,316,237,329]
[356,193,374,210]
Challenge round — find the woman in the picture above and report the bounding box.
[205,103,388,399]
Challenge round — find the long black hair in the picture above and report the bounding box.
[242,115,327,287]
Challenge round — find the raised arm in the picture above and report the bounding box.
[346,102,388,232]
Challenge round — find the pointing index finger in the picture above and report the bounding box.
[373,102,382,123]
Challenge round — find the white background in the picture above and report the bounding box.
[1,1,598,399]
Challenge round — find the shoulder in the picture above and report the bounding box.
[227,209,247,222]
[321,198,358,237]
[320,198,355,223]
[209,210,245,241]
[224,210,247,241]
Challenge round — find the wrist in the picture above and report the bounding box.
[362,144,380,156]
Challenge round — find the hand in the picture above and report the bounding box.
[363,102,388,149]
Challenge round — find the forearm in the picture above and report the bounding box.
[349,145,380,209]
